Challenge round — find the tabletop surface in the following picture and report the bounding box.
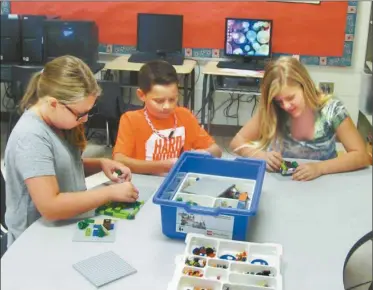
[1,165,372,290]
[104,55,197,74]
[202,61,264,78]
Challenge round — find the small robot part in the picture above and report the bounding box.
[185,257,206,268]
[192,246,216,258]
[235,251,247,262]
[280,160,299,176]
[237,192,248,209]
[182,268,203,277]
[251,258,269,266]
[212,263,228,269]
[246,270,272,276]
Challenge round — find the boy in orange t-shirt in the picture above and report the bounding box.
[113,60,222,175]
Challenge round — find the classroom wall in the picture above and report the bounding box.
[1,2,371,128]
[207,1,371,126]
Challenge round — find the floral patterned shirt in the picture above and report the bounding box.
[271,99,349,160]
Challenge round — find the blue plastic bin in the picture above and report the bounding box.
[153,152,266,241]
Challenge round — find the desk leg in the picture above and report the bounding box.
[201,74,209,128]
[191,69,195,112]
[206,75,214,133]
[183,74,189,108]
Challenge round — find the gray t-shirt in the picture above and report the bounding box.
[4,110,86,247]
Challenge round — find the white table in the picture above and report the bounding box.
[1,166,372,290]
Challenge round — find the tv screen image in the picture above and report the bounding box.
[225,19,272,57]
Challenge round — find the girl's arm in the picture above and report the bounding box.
[83,158,102,177]
[318,117,370,174]
[230,112,263,157]
[26,175,112,221]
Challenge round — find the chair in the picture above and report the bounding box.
[85,80,123,147]
[343,231,373,290]
[1,170,7,258]
[8,65,43,141]
[88,80,141,147]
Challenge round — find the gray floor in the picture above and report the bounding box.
[0,122,371,289]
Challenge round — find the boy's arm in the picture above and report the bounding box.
[112,153,175,175]
[195,143,222,157]
[186,109,222,157]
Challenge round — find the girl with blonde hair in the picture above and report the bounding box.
[4,56,138,247]
[230,56,369,181]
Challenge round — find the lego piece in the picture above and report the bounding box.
[236,251,247,262]
[73,219,117,242]
[103,219,111,230]
[185,257,206,268]
[257,281,269,287]
[85,228,91,236]
[97,227,105,238]
[186,200,198,206]
[72,251,137,287]
[237,192,248,209]
[219,254,236,261]
[95,201,145,220]
[280,160,299,176]
[251,259,269,265]
[78,221,89,230]
[100,225,109,236]
[182,268,204,277]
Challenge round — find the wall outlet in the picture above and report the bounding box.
[319,82,335,94]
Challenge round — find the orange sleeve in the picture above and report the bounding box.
[184,109,215,150]
[113,113,135,158]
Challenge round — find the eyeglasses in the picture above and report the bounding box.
[61,102,98,122]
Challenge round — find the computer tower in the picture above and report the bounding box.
[0,15,21,64]
[43,20,99,67]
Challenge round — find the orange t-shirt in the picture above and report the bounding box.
[113,107,215,161]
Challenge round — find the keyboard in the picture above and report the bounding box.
[217,61,266,71]
[128,53,184,66]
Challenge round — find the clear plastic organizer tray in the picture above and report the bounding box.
[172,173,257,210]
[167,234,283,290]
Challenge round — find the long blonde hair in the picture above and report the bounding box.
[19,55,101,151]
[255,56,330,150]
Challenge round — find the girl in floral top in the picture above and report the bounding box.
[230,57,369,181]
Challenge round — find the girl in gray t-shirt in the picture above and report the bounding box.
[4,56,139,247]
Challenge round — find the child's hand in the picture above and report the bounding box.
[193,149,211,155]
[292,163,322,181]
[263,151,283,172]
[109,182,139,202]
[100,158,132,182]
[160,158,178,173]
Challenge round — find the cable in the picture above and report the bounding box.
[2,82,16,111]
[185,57,201,86]
[346,281,372,290]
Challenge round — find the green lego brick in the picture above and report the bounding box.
[85,228,91,236]
[95,201,144,219]
[113,212,130,219]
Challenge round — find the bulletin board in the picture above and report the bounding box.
[4,1,359,67]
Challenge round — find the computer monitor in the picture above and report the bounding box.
[43,20,99,67]
[0,15,21,64]
[224,18,273,59]
[137,13,183,54]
